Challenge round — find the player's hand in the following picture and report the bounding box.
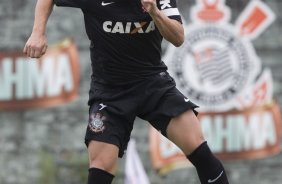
[141,0,158,15]
[23,32,48,58]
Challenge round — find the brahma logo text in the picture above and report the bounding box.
[0,39,80,111]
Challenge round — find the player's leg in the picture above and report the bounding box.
[139,72,229,183]
[87,140,119,184]
[85,82,138,184]
[166,110,229,184]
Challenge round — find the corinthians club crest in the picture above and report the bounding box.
[89,112,106,133]
[164,0,276,112]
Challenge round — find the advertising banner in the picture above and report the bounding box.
[150,0,281,175]
[0,39,80,111]
[150,102,281,174]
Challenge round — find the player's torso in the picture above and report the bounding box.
[81,0,166,85]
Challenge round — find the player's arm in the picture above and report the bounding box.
[23,0,54,58]
[141,0,184,47]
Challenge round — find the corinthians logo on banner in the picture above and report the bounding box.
[150,0,281,175]
[165,0,275,111]
[0,39,80,111]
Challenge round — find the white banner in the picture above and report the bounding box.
[125,139,150,184]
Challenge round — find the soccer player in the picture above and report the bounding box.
[23,0,229,183]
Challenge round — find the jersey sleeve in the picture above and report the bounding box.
[157,0,182,23]
[53,0,84,8]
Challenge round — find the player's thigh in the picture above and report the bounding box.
[166,109,205,155]
[88,140,119,174]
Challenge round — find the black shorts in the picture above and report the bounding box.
[85,72,198,157]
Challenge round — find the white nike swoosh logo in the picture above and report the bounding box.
[99,103,107,110]
[184,98,190,102]
[101,1,115,6]
[208,171,224,183]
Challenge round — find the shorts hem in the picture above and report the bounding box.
[84,137,124,158]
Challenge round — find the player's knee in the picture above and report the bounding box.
[181,135,206,155]
[190,136,206,152]
[167,111,206,153]
[89,155,117,174]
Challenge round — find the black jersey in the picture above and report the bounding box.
[54,0,182,85]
